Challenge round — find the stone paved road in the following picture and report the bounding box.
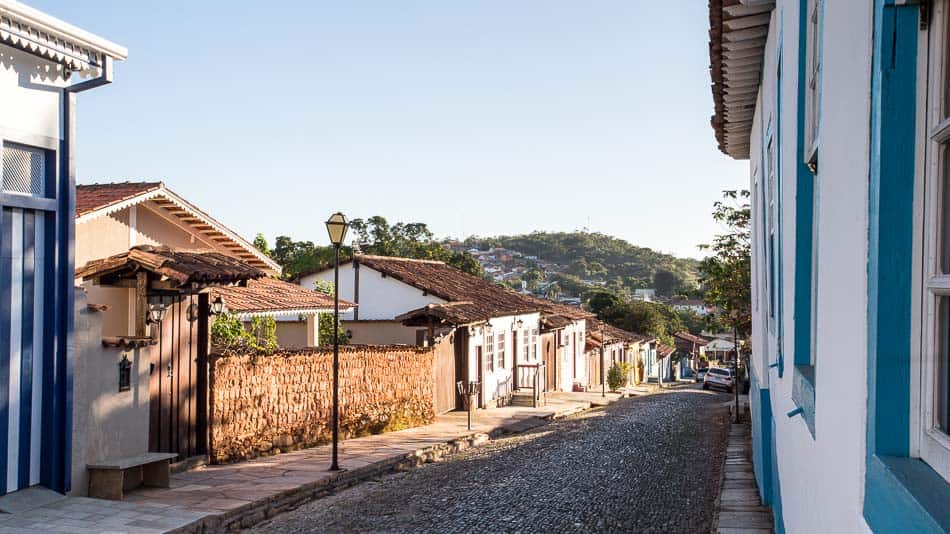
[248,387,732,534]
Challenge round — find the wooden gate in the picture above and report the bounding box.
[541,334,557,391]
[432,335,456,413]
[149,293,208,459]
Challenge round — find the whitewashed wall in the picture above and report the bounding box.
[301,264,447,321]
[750,2,874,531]
[0,48,66,140]
[466,312,541,404]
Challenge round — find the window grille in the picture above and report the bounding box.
[2,143,46,196]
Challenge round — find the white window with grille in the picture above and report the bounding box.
[917,0,950,484]
[486,332,495,372]
[1,143,47,197]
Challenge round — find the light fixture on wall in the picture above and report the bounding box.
[210,296,227,316]
[516,318,524,329]
[186,302,198,322]
[145,303,166,325]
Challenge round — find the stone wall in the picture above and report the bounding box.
[208,345,435,463]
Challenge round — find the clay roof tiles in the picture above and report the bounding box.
[76,245,264,288]
[212,278,355,317]
[75,181,163,217]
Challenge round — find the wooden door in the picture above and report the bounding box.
[542,334,557,391]
[432,336,456,414]
[149,294,208,459]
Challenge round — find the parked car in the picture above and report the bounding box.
[695,368,708,383]
[703,367,735,392]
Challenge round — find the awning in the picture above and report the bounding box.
[76,245,264,290]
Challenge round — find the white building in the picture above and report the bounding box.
[300,255,545,410]
[707,0,950,531]
[0,0,126,495]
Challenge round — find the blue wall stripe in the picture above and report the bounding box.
[18,211,35,490]
[40,211,54,488]
[0,208,12,495]
[793,0,815,368]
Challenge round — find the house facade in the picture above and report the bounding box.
[0,1,126,495]
[707,0,950,531]
[304,255,544,411]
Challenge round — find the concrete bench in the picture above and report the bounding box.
[87,452,178,500]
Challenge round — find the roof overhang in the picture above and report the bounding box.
[76,245,265,292]
[0,0,127,77]
[709,0,775,159]
[76,183,281,275]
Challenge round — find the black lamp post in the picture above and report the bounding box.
[325,212,349,472]
[600,323,606,398]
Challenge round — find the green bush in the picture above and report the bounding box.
[211,313,278,354]
[607,362,632,391]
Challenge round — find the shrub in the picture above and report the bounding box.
[607,362,632,391]
[211,313,278,354]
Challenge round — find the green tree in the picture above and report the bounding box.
[586,291,622,316]
[253,233,270,257]
[313,280,349,346]
[523,268,546,291]
[699,190,752,337]
[653,269,682,297]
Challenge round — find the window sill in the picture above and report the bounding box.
[791,364,816,437]
[864,455,950,533]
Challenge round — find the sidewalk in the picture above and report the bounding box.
[713,419,774,534]
[0,391,620,533]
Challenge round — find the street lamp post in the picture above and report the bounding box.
[600,324,606,398]
[325,212,349,472]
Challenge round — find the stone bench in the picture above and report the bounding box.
[87,452,178,500]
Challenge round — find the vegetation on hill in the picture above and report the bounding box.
[462,231,700,298]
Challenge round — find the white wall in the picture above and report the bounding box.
[301,264,447,321]
[466,312,541,404]
[0,48,66,141]
[70,289,151,496]
[749,2,873,531]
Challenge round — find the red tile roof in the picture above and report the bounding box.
[76,245,265,287]
[76,182,162,217]
[351,255,538,325]
[212,278,355,316]
[674,331,709,346]
[658,344,676,358]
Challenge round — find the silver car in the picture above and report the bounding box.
[703,367,735,392]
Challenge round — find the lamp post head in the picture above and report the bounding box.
[325,212,349,247]
[146,303,166,325]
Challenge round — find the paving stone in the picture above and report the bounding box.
[248,389,734,533]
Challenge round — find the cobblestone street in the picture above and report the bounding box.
[249,387,732,533]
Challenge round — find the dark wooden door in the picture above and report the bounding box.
[542,334,557,391]
[432,336,456,414]
[149,294,208,459]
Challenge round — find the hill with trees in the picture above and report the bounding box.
[461,231,700,298]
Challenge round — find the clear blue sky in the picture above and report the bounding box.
[34,1,747,259]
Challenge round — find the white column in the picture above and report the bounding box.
[306,313,320,346]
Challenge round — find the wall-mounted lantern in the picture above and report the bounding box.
[516,318,524,329]
[118,355,131,392]
[145,303,166,325]
[210,296,227,316]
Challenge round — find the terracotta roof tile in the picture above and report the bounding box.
[76,182,163,217]
[354,255,538,325]
[212,278,355,316]
[76,245,264,287]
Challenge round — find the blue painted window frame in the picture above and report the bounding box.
[865,2,950,531]
[790,0,821,437]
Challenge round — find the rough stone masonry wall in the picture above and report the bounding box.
[209,345,435,463]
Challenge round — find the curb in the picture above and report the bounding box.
[170,404,598,533]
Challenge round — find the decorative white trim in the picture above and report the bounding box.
[0,0,126,77]
[232,306,354,319]
[76,184,282,274]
